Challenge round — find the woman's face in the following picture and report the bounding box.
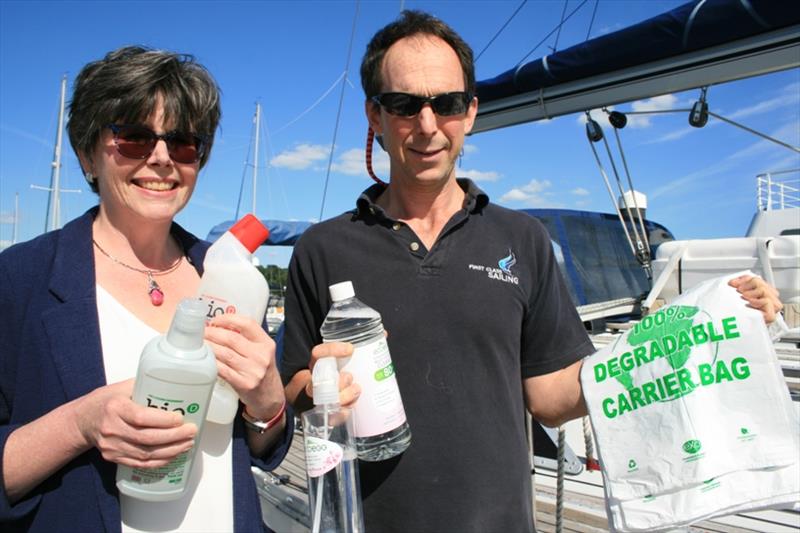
[82,96,200,226]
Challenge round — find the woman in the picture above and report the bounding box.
[0,46,291,532]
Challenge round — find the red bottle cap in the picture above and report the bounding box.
[228,214,270,253]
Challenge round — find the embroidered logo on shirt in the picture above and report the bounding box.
[498,249,516,274]
[468,248,520,285]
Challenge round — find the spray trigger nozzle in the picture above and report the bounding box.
[312,357,339,405]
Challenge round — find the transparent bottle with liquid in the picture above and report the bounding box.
[320,280,411,461]
[116,298,217,501]
[302,357,364,533]
[197,214,270,425]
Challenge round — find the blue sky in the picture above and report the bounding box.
[1,0,798,267]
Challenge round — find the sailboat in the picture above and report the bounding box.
[252,0,800,530]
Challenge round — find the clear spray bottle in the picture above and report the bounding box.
[302,357,364,533]
[116,298,217,501]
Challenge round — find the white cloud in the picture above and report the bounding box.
[729,122,800,160]
[0,211,16,224]
[462,144,478,155]
[645,126,696,144]
[0,123,53,148]
[270,144,330,170]
[458,168,500,182]
[499,179,561,207]
[626,95,679,128]
[649,121,800,201]
[571,187,590,196]
[0,240,12,251]
[331,148,390,177]
[729,83,800,121]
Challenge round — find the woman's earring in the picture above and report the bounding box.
[84,172,95,185]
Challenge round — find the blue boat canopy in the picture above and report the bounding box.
[206,219,313,246]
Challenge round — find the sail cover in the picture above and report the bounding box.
[475,0,800,132]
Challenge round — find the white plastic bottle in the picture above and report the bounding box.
[116,298,217,502]
[320,281,411,461]
[197,214,270,425]
[302,357,364,533]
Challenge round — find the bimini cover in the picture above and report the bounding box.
[524,209,674,307]
[207,219,312,246]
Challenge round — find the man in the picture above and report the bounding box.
[281,11,591,532]
[280,10,783,533]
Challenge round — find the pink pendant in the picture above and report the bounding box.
[147,274,164,306]
[150,288,164,306]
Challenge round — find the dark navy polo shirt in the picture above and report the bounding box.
[281,178,594,533]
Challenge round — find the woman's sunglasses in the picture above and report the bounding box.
[106,124,208,164]
[370,92,472,118]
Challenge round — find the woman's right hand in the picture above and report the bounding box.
[75,379,197,468]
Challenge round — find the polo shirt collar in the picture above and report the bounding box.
[355,178,489,221]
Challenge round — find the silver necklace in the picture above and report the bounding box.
[92,239,183,306]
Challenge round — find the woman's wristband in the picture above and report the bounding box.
[241,400,287,434]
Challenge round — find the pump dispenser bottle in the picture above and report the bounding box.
[197,214,270,425]
[321,281,411,461]
[302,357,363,533]
[116,298,217,501]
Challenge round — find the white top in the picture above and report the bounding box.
[97,285,234,532]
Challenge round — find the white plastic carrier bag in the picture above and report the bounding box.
[580,271,799,532]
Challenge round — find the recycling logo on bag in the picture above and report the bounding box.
[682,439,702,454]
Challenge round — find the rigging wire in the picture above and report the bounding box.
[551,0,570,52]
[272,71,347,135]
[475,0,528,62]
[609,122,651,267]
[319,0,360,221]
[585,0,599,40]
[707,111,800,153]
[615,108,800,152]
[517,0,589,67]
[234,108,257,221]
[584,113,639,259]
[597,121,649,273]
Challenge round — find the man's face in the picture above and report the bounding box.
[366,35,477,188]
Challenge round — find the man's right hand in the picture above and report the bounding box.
[285,342,361,411]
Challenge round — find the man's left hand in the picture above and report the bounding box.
[729,274,783,324]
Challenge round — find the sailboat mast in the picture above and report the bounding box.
[252,102,260,216]
[45,75,67,232]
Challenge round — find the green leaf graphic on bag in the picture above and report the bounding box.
[616,305,701,397]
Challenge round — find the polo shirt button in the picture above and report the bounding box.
[392,223,401,231]
[369,207,376,215]
[410,242,419,251]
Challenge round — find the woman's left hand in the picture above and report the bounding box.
[204,314,285,422]
[729,274,783,323]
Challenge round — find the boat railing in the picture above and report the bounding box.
[757,169,800,211]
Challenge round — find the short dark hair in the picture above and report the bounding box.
[360,10,475,99]
[67,46,221,192]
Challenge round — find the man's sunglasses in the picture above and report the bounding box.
[106,124,208,164]
[371,92,472,117]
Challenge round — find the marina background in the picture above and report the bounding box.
[1,0,798,267]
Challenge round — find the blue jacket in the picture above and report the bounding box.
[0,208,292,532]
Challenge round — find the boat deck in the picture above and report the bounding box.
[256,328,800,532]
[257,425,800,532]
